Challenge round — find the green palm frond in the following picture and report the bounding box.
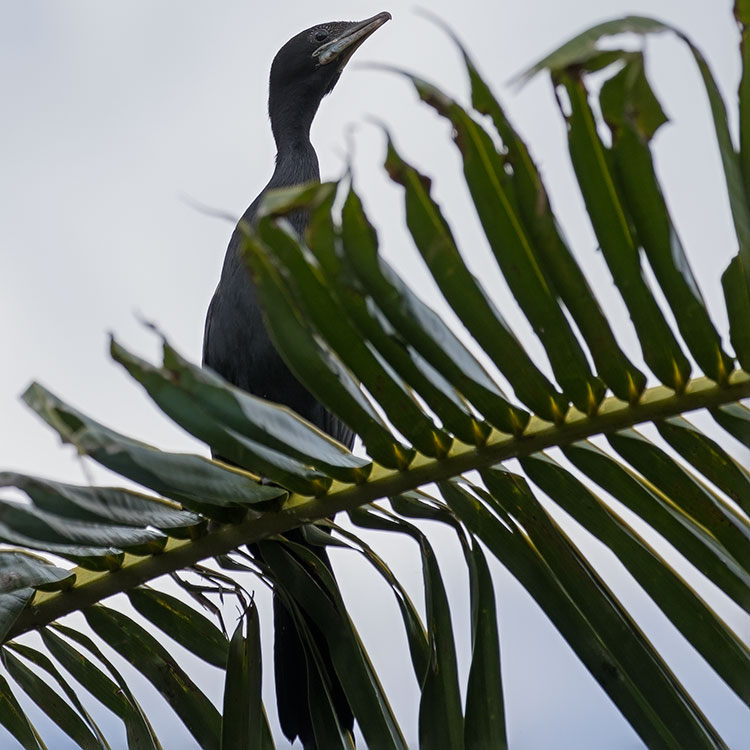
[1,9,749,750]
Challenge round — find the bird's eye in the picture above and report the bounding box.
[314,30,328,42]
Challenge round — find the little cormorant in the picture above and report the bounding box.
[202,13,391,749]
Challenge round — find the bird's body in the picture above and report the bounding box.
[203,141,353,443]
[202,13,390,749]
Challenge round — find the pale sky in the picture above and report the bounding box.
[1,1,748,748]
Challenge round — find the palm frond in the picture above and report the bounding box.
[1,10,749,750]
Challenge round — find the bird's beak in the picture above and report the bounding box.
[313,11,392,68]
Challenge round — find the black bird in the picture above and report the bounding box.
[203,13,391,749]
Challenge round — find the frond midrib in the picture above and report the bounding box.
[8,370,749,641]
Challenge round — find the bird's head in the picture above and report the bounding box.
[268,12,391,142]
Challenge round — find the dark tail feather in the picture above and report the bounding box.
[266,533,354,749]
[273,591,313,744]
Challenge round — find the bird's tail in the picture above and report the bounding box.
[265,531,354,749]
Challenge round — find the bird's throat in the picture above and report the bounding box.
[272,138,320,189]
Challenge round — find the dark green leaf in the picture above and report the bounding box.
[406,76,605,415]
[112,339,335,496]
[712,401,750,447]
[1,647,105,750]
[600,57,734,384]
[84,605,221,750]
[0,500,166,556]
[521,451,750,706]
[523,14,750,304]
[240,227,414,470]
[452,472,726,749]
[47,623,161,750]
[258,539,407,750]
[340,184,528,436]
[281,594,353,750]
[304,188,491,445]
[0,473,200,537]
[462,540,507,750]
[0,514,123,572]
[518,16,669,81]
[5,642,111,748]
[160,341,370,483]
[384,135,568,422]
[415,535,463,750]
[0,673,45,750]
[688,38,750,300]
[558,70,691,391]
[738,0,750,199]
[221,604,274,750]
[390,490,454,525]
[0,588,34,643]
[326,520,429,683]
[722,256,750,372]
[657,416,750,516]
[127,588,229,668]
[564,439,750,614]
[40,627,159,750]
[38,641,123,721]
[256,181,333,219]
[449,31,646,404]
[349,505,464,750]
[0,551,73,594]
[443,480,655,747]
[23,383,284,521]
[256,218,452,457]
[608,428,750,573]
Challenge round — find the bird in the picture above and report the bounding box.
[202,13,391,749]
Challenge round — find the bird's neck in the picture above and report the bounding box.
[266,89,322,238]
[266,138,320,238]
[270,137,320,189]
[269,82,322,157]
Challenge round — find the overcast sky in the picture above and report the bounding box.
[1,1,748,748]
